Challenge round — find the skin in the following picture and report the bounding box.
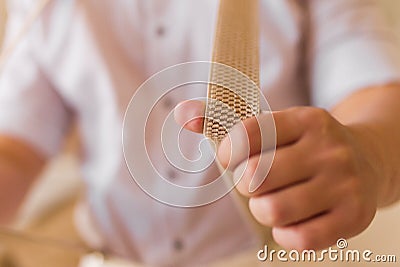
[1,84,399,252]
[174,83,400,251]
[0,136,45,224]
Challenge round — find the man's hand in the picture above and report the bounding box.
[174,85,400,251]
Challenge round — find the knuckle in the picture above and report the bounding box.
[315,142,355,172]
[330,145,353,167]
[345,176,363,194]
[345,184,370,222]
[298,107,331,128]
[339,179,375,232]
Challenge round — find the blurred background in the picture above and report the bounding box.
[0,1,400,267]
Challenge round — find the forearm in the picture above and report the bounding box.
[0,136,45,224]
[331,83,400,207]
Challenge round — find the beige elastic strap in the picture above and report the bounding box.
[205,0,276,247]
[204,0,261,144]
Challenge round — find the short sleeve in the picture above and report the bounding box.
[0,1,71,158]
[308,0,400,109]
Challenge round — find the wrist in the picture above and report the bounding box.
[346,123,395,207]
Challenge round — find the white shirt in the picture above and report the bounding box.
[1,0,400,266]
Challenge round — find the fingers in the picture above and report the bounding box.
[248,176,333,229]
[234,140,314,195]
[217,108,305,170]
[271,207,360,251]
[174,103,310,182]
[272,109,306,146]
[225,106,378,251]
[174,100,205,133]
[217,112,273,170]
[233,149,276,193]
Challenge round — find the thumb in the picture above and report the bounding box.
[174,100,205,134]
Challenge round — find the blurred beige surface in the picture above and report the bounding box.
[0,199,86,267]
[0,1,400,266]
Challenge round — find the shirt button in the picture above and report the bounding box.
[163,97,174,109]
[167,169,178,180]
[156,25,166,37]
[173,239,184,252]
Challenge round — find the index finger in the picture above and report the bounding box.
[217,108,305,170]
